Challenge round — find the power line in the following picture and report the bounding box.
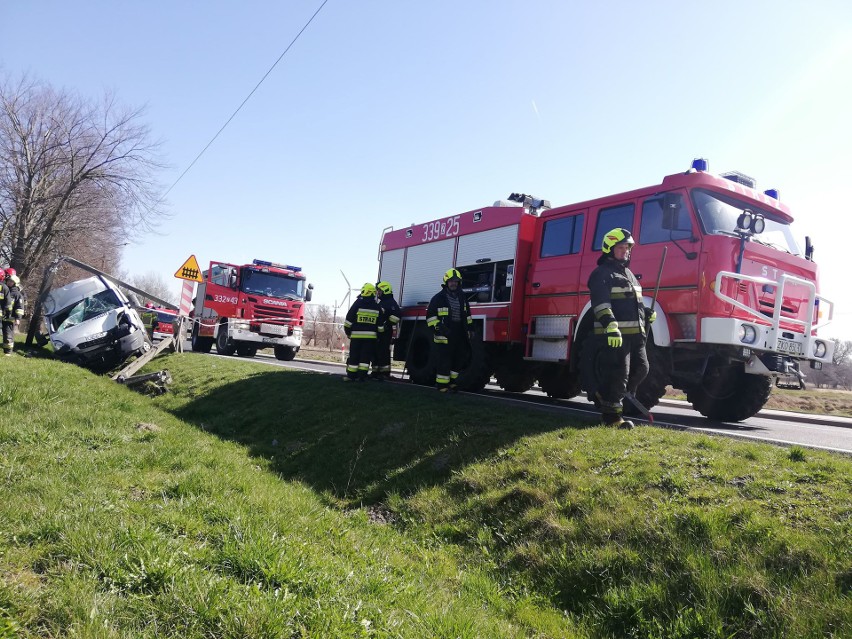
[161,0,330,200]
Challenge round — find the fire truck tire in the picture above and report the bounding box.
[191,324,213,353]
[236,344,258,358]
[624,342,670,415]
[493,347,536,393]
[274,345,297,361]
[216,322,236,356]
[455,337,491,392]
[686,364,772,422]
[406,328,436,386]
[537,366,582,399]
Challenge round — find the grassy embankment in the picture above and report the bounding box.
[0,350,850,638]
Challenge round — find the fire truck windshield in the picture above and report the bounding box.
[241,269,305,300]
[691,188,801,255]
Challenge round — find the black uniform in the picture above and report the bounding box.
[372,291,401,379]
[586,253,650,422]
[343,294,384,381]
[426,284,473,391]
[2,279,24,355]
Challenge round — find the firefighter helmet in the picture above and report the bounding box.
[4,268,15,278]
[601,228,634,254]
[443,268,462,284]
[377,281,393,295]
[360,282,376,297]
[0,269,4,280]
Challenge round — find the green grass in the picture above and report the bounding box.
[1,350,851,638]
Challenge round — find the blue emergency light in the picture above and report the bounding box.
[764,188,779,200]
[691,158,709,172]
[252,259,301,272]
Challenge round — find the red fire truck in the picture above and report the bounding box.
[190,259,313,360]
[378,159,834,421]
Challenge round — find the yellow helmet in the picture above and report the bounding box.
[377,281,393,295]
[443,268,462,284]
[360,282,376,297]
[601,228,634,254]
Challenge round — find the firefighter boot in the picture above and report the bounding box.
[602,412,634,430]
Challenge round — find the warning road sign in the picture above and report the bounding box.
[175,255,203,282]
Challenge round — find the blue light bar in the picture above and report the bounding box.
[764,188,779,200]
[252,259,301,272]
[691,158,709,172]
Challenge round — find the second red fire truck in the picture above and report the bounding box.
[190,259,313,360]
[378,159,834,421]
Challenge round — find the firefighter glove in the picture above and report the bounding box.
[647,309,657,324]
[606,322,622,348]
[344,327,352,338]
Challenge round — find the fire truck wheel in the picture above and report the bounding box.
[236,344,258,358]
[624,342,670,415]
[274,345,297,361]
[191,324,213,353]
[493,347,536,393]
[406,327,436,386]
[455,336,491,392]
[537,366,582,399]
[686,363,772,422]
[216,323,236,356]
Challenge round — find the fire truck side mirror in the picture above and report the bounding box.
[228,271,237,289]
[305,283,313,302]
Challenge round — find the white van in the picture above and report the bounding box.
[42,276,150,372]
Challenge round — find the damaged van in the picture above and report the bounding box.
[42,276,150,372]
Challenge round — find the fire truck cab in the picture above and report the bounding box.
[190,259,312,360]
[378,159,834,421]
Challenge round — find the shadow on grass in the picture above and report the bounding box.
[169,368,586,506]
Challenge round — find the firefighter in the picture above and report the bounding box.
[371,281,401,381]
[585,228,656,428]
[2,268,25,356]
[427,268,473,392]
[343,283,384,382]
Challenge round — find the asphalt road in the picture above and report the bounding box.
[195,346,852,455]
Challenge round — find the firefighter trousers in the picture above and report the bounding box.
[434,325,468,389]
[346,338,375,380]
[372,332,393,377]
[591,334,649,419]
[2,321,15,354]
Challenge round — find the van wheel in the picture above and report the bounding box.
[216,322,236,356]
[686,361,772,422]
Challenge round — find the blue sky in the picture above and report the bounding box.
[2,1,851,338]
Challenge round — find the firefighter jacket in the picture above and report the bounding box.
[0,282,9,319]
[3,284,24,322]
[378,294,401,337]
[344,295,384,340]
[426,286,472,345]
[588,254,649,337]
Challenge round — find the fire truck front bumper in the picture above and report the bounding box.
[228,321,302,348]
[700,317,834,368]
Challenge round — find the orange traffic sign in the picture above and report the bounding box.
[174,255,203,282]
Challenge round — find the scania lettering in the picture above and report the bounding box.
[190,259,313,361]
[378,161,834,422]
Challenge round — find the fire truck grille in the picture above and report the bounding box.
[758,300,797,318]
[254,305,295,321]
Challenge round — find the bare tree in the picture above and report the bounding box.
[0,74,166,287]
[304,304,342,350]
[124,271,179,306]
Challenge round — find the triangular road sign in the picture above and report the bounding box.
[174,255,203,282]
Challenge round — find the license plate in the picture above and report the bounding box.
[262,337,280,343]
[261,323,286,336]
[777,339,802,355]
